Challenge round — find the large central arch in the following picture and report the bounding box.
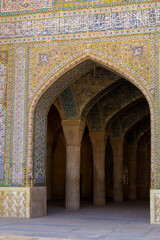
[26,51,156,220]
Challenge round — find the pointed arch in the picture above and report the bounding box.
[26,51,156,187]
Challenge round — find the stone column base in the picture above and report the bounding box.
[0,187,47,218]
[66,200,80,210]
[150,189,160,224]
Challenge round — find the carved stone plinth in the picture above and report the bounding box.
[150,189,160,224]
[0,187,47,218]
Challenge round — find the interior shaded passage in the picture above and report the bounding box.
[46,104,65,205]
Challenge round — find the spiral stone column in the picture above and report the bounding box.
[126,143,137,200]
[90,132,106,206]
[110,138,124,202]
[62,120,85,210]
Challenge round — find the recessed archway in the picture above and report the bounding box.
[27,55,154,222]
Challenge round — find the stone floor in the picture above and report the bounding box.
[0,200,160,240]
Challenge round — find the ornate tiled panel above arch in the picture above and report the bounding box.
[0,0,158,16]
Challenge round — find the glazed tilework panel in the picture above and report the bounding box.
[58,0,157,10]
[31,45,86,91]
[1,0,53,13]
[88,82,143,131]
[59,87,78,118]
[88,103,103,131]
[0,60,6,184]
[0,5,159,45]
[1,48,14,187]
[91,37,155,96]
[72,68,121,118]
[11,47,26,185]
[0,0,157,15]
[59,68,120,119]
[29,36,156,103]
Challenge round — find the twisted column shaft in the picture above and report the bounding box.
[62,120,85,210]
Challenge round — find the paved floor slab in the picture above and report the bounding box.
[0,200,159,240]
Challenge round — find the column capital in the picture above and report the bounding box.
[62,119,85,146]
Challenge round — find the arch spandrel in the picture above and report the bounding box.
[29,36,155,104]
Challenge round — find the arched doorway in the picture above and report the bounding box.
[27,57,154,221]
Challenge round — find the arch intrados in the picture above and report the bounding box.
[124,113,150,137]
[104,97,145,132]
[138,129,151,145]
[81,78,124,119]
[137,129,150,144]
[106,98,147,131]
[27,53,154,181]
[125,115,150,142]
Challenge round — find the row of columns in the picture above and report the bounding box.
[62,119,137,210]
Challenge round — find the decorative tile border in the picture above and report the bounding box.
[11,47,26,186]
[0,4,159,45]
[0,0,158,16]
[0,60,7,184]
[1,0,53,13]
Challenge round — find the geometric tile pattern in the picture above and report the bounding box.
[59,87,77,119]
[31,45,86,91]
[58,0,156,11]
[88,81,144,131]
[111,101,150,138]
[59,67,121,119]
[0,60,6,184]
[0,5,159,45]
[11,47,26,186]
[1,0,53,13]
[0,0,157,15]
[88,103,103,132]
[2,48,14,187]
[72,67,121,118]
